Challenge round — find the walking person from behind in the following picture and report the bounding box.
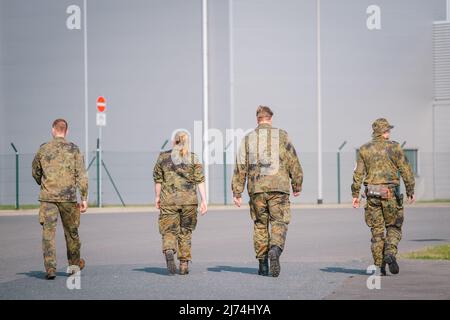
[32,119,88,280]
[232,106,303,277]
[352,118,415,276]
[153,130,207,275]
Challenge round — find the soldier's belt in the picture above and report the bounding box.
[365,184,394,199]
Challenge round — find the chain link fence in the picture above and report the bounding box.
[0,150,448,207]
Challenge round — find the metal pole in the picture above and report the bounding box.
[223,151,227,205]
[10,143,19,209]
[86,154,96,171]
[316,0,323,204]
[99,129,102,207]
[96,138,100,207]
[432,105,436,200]
[337,152,340,204]
[337,141,347,204]
[102,160,125,207]
[229,0,235,132]
[160,139,169,152]
[83,0,89,168]
[227,0,234,205]
[202,0,210,203]
[397,141,407,196]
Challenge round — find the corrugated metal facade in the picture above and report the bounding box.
[434,22,450,100]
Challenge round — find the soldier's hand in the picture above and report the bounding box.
[407,194,416,204]
[352,197,360,208]
[155,197,161,209]
[293,192,301,197]
[233,196,242,207]
[80,200,88,213]
[200,200,208,215]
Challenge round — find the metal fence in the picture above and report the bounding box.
[0,149,448,207]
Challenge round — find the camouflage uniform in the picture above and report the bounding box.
[232,123,303,259]
[32,137,88,272]
[153,150,204,261]
[352,119,415,267]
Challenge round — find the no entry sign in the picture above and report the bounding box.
[97,96,106,113]
[96,96,106,126]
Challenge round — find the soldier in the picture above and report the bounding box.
[153,130,207,275]
[352,118,415,276]
[232,106,303,277]
[32,119,88,280]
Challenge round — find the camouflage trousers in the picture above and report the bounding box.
[249,192,291,260]
[159,205,198,261]
[39,201,81,272]
[365,196,404,267]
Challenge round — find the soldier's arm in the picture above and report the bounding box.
[153,154,164,184]
[231,137,248,198]
[32,149,43,185]
[351,150,366,199]
[286,136,303,193]
[74,148,89,201]
[192,154,205,185]
[153,154,165,209]
[393,143,415,197]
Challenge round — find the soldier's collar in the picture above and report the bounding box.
[372,135,387,142]
[257,123,272,129]
[53,136,66,141]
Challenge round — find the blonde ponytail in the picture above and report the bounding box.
[174,131,190,158]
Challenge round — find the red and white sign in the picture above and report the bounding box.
[97,96,106,113]
[96,96,107,126]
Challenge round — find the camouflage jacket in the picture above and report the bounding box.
[232,123,303,197]
[32,137,88,202]
[351,137,415,198]
[153,150,205,206]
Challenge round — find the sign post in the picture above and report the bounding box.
[96,96,106,207]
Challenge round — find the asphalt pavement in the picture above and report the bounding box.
[0,206,449,299]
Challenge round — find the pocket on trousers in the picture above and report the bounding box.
[39,204,45,226]
[280,194,291,224]
[249,200,256,221]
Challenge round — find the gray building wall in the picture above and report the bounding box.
[0,0,447,205]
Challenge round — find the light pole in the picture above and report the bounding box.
[337,141,347,204]
[202,0,210,203]
[316,0,323,204]
[10,143,19,209]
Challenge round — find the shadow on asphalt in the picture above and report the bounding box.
[207,265,258,275]
[320,267,367,275]
[17,271,68,279]
[409,238,448,242]
[132,267,170,276]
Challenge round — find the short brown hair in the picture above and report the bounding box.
[52,119,68,133]
[256,105,273,120]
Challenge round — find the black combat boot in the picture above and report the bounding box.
[380,261,387,276]
[268,246,282,277]
[258,257,269,276]
[165,250,177,275]
[384,254,399,275]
